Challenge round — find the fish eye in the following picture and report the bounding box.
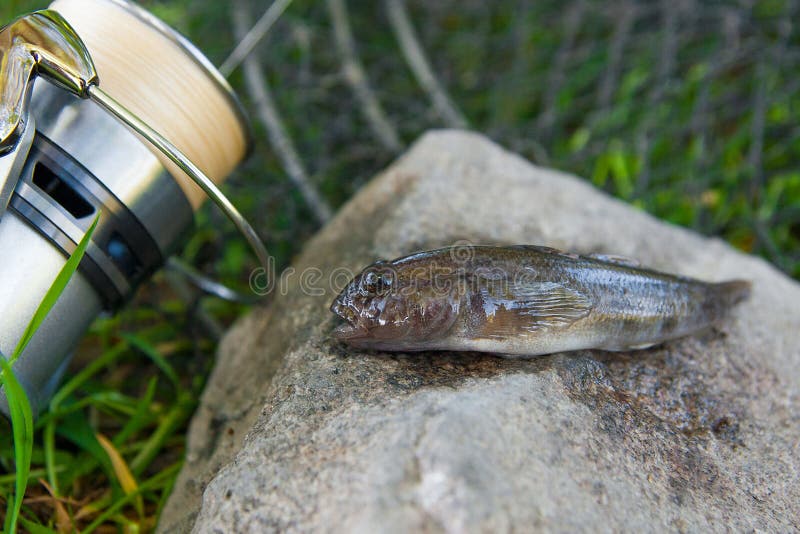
[362,271,380,294]
[361,270,394,296]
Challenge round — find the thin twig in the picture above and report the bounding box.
[721,5,741,51]
[220,0,294,77]
[689,59,712,141]
[684,7,727,225]
[693,34,758,133]
[385,0,468,129]
[534,0,585,135]
[326,0,403,153]
[749,9,790,208]
[596,1,636,109]
[653,0,679,102]
[635,0,685,195]
[752,38,793,273]
[231,1,333,225]
[748,62,766,202]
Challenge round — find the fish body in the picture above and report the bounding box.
[330,246,750,357]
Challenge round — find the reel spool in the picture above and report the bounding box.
[0,0,262,415]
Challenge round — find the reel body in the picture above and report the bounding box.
[0,0,254,416]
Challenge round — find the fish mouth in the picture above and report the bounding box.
[330,300,369,340]
[332,322,369,340]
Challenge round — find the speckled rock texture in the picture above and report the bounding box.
[160,130,799,533]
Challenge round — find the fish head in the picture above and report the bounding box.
[330,258,461,349]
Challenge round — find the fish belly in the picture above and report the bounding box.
[446,325,607,358]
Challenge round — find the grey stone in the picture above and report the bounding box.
[159,130,800,533]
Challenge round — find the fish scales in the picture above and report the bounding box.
[330,246,750,357]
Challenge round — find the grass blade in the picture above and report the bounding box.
[121,333,180,392]
[79,462,181,534]
[113,376,159,445]
[130,391,194,476]
[0,355,33,534]
[1,215,99,532]
[18,516,58,534]
[95,433,143,518]
[10,215,100,364]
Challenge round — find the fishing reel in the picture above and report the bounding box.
[0,0,267,416]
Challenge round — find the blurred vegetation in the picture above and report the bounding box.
[1,0,798,530]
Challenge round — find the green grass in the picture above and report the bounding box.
[1,0,799,531]
[0,360,33,534]
[1,215,97,532]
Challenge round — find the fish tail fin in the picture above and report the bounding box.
[714,279,752,308]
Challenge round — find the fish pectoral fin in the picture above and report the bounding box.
[478,281,593,337]
[513,282,593,329]
[588,253,641,268]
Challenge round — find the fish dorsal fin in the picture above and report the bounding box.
[588,253,641,268]
[507,245,581,260]
[474,279,593,338]
[508,245,562,254]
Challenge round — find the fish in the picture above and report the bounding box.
[329,245,751,357]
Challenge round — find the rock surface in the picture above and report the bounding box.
[160,130,800,532]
